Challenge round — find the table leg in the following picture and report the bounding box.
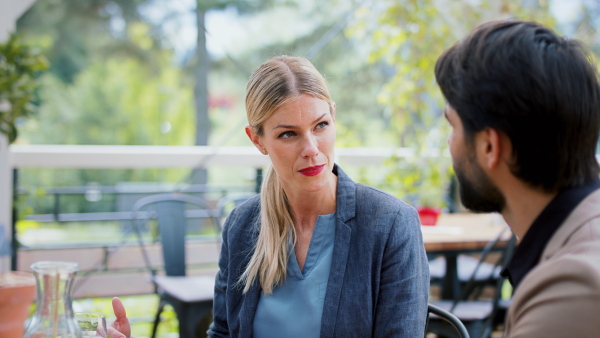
[441,253,460,300]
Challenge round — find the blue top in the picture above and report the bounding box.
[253,213,336,338]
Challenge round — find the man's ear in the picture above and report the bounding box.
[245,126,268,155]
[476,128,502,170]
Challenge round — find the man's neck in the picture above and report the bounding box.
[501,183,557,240]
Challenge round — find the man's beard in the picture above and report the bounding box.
[454,154,505,213]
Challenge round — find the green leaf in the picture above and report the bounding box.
[0,34,48,143]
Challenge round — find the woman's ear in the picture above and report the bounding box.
[245,126,268,155]
[331,102,337,121]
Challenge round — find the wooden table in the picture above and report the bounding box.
[421,213,511,300]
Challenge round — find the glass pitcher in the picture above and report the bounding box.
[24,261,82,338]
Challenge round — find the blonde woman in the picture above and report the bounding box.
[208,56,429,337]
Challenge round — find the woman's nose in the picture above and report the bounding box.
[301,135,319,158]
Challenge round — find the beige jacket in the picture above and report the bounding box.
[505,189,600,337]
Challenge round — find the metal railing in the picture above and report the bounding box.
[5,145,419,297]
[18,183,254,223]
[10,145,417,227]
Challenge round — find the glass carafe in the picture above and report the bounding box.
[24,261,82,338]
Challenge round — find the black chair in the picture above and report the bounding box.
[429,227,509,300]
[131,192,221,338]
[428,229,517,338]
[426,303,470,338]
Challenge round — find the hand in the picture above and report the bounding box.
[108,297,131,338]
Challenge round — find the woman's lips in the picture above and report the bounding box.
[298,164,325,177]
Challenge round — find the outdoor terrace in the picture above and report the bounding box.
[4,144,414,298]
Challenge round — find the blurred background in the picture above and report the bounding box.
[2,0,600,336]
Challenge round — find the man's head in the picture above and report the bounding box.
[436,20,600,199]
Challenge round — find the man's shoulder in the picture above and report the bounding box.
[524,208,600,297]
[506,254,600,337]
[543,188,600,258]
[559,187,600,232]
[506,220,600,337]
[521,231,600,290]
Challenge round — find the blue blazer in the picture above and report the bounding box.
[208,165,429,337]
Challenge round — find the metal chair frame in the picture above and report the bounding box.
[426,303,470,338]
[131,192,221,338]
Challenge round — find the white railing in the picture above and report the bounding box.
[2,144,416,297]
[8,144,414,169]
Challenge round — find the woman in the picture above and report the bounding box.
[108,55,429,338]
[209,56,429,337]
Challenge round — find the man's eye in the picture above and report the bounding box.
[278,131,295,139]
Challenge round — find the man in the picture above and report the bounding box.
[435,20,600,337]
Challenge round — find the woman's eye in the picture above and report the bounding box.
[278,131,295,139]
[315,121,329,130]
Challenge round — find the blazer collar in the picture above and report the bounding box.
[543,187,600,259]
[333,164,356,223]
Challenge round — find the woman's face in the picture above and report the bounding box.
[246,94,336,195]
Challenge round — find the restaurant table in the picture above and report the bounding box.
[421,213,511,300]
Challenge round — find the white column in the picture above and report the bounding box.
[0,135,11,271]
[0,0,38,270]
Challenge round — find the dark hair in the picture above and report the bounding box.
[435,20,600,192]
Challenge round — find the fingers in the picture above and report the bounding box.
[110,297,131,338]
[107,326,127,338]
[112,297,127,319]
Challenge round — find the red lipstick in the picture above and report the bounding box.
[298,165,325,177]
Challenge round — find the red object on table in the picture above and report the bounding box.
[417,207,441,226]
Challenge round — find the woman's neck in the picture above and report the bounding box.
[285,174,337,232]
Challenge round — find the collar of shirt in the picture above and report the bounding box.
[500,179,600,290]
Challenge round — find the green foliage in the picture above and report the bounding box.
[229,1,395,148]
[0,34,48,143]
[351,0,556,208]
[23,53,195,146]
[17,0,151,83]
[17,22,198,205]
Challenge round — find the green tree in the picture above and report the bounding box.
[0,34,48,143]
[189,0,291,184]
[17,0,153,83]
[350,0,555,209]
[18,22,196,213]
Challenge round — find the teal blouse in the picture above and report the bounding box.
[253,213,337,338]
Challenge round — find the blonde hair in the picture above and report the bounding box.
[240,55,334,294]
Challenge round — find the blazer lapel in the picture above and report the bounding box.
[543,188,600,258]
[320,164,356,337]
[320,219,351,338]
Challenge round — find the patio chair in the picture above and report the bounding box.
[429,227,509,300]
[428,231,517,338]
[426,303,470,338]
[131,192,221,338]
